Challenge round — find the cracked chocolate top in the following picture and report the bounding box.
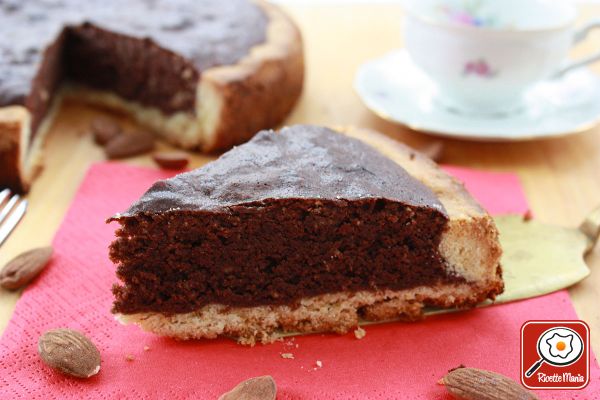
[0,0,268,105]
[114,125,446,217]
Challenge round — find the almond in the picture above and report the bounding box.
[439,367,538,400]
[38,328,101,378]
[218,376,276,400]
[0,246,53,290]
[90,116,121,145]
[152,151,189,170]
[104,130,155,159]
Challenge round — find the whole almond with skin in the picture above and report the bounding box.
[90,116,121,145]
[152,151,189,170]
[0,247,53,290]
[218,376,276,400]
[104,130,155,159]
[440,367,539,400]
[38,328,101,378]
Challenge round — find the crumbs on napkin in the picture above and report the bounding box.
[354,326,366,339]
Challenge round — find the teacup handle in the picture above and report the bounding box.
[554,19,600,78]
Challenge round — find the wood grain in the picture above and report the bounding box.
[1,4,600,357]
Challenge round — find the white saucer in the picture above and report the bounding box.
[354,50,600,141]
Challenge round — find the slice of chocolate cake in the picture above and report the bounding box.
[108,125,503,345]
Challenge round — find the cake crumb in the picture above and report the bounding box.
[281,353,295,359]
[125,354,135,361]
[143,345,150,352]
[354,326,366,339]
[316,360,323,368]
[523,210,533,221]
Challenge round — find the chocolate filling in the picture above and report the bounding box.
[25,30,67,135]
[64,24,199,115]
[109,126,458,315]
[110,199,457,314]
[0,0,268,135]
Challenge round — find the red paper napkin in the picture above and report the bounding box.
[1,162,598,399]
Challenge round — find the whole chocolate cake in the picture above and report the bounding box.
[0,0,303,192]
[108,125,503,345]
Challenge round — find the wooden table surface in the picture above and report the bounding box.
[2,4,600,356]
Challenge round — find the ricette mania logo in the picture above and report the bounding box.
[521,320,590,390]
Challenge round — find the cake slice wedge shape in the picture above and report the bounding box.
[108,125,503,345]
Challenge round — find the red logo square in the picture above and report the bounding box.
[521,320,589,389]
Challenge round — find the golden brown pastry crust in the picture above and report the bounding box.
[200,0,304,151]
[118,282,501,346]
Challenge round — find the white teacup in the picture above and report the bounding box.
[403,0,600,114]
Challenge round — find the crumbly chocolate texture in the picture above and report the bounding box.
[0,0,267,121]
[109,126,459,315]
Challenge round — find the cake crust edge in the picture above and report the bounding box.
[199,0,304,151]
[116,281,502,346]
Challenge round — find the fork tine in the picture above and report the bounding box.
[0,199,27,247]
[0,194,19,225]
[0,188,9,205]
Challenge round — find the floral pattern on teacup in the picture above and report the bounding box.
[463,59,497,78]
[437,0,498,28]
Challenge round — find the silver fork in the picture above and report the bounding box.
[0,189,28,247]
